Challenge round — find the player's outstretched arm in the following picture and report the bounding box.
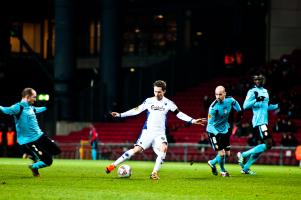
[192,118,207,126]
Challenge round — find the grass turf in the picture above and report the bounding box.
[0,158,300,200]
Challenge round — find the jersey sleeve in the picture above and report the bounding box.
[232,98,242,112]
[34,106,47,113]
[120,100,147,117]
[176,112,194,123]
[171,100,193,123]
[169,101,178,112]
[268,103,278,111]
[243,90,256,110]
[0,104,21,116]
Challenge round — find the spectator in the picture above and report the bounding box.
[89,124,99,160]
[198,134,209,153]
[239,122,253,137]
[286,120,297,133]
[247,133,260,146]
[280,133,298,147]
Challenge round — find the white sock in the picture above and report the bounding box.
[152,151,166,173]
[113,149,135,166]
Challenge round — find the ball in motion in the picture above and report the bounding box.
[117,164,132,178]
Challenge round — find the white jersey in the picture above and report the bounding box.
[121,97,177,133]
[121,96,194,133]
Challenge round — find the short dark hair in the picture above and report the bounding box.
[153,80,166,91]
[21,88,35,98]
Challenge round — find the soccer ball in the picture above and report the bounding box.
[117,164,132,178]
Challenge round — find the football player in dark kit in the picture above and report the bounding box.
[0,88,61,177]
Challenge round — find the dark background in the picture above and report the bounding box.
[0,0,270,126]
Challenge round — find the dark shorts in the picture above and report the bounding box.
[91,140,98,149]
[21,134,61,165]
[254,124,272,142]
[207,132,231,151]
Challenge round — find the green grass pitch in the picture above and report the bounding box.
[0,158,301,200]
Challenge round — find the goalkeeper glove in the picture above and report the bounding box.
[256,96,265,102]
[254,91,265,102]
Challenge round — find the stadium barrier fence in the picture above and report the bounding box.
[55,142,299,166]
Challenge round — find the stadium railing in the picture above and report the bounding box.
[55,142,299,166]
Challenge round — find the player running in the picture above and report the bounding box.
[206,86,242,177]
[237,74,278,175]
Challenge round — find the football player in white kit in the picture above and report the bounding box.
[105,80,206,180]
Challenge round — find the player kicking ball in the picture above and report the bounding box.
[105,80,206,180]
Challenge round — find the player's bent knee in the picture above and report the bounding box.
[133,146,143,154]
[218,150,226,157]
[43,157,53,166]
[52,147,61,155]
[161,143,168,152]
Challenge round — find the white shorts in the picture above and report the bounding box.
[135,129,168,154]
